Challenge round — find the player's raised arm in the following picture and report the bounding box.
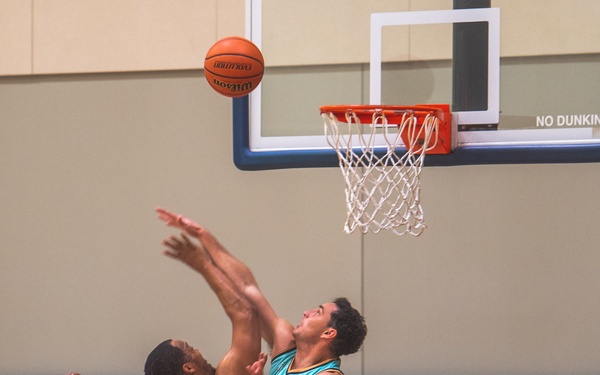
[162,233,261,375]
[157,208,295,352]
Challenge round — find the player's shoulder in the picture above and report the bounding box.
[271,320,295,358]
[275,317,295,333]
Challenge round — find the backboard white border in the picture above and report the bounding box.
[370,8,500,125]
[245,3,506,152]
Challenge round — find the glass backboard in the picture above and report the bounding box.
[233,0,600,170]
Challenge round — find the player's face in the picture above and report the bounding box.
[293,302,338,339]
[171,340,213,375]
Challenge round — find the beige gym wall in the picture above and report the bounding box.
[2,0,599,75]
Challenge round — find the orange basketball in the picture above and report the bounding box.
[204,36,264,98]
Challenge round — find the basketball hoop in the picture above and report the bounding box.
[320,104,453,236]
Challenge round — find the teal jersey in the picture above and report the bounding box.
[270,348,342,375]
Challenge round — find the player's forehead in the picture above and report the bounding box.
[171,340,191,351]
[321,302,338,314]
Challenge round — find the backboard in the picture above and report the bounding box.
[233,0,600,170]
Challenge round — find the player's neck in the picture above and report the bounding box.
[292,342,335,369]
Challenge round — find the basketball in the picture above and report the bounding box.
[204,36,264,98]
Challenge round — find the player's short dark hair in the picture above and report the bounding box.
[144,339,187,375]
[328,297,367,357]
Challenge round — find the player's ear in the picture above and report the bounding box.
[183,362,195,374]
[322,327,337,340]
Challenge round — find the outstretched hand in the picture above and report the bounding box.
[156,207,203,237]
[245,353,267,375]
[162,233,207,267]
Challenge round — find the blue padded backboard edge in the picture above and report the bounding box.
[233,96,600,170]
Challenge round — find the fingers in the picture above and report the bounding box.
[258,352,267,364]
[162,234,189,258]
[156,207,177,224]
[161,233,205,262]
[156,207,204,237]
[162,248,179,259]
[156,208,189,229]
[162,234,183,248]
[245,353,268,375]
[157,209,210,265]
[162,238,181,259]
[180,232,194,246]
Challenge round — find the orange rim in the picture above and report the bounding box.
[321,104,453,155]
[320,104,449,124]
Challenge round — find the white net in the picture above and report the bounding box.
[322,107,440,236]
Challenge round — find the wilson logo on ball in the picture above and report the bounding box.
[212,78,254,93]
